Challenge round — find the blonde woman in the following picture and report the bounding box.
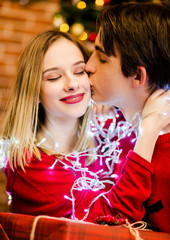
[1,30,169,225]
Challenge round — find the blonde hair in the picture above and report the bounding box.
[1,30,94,170]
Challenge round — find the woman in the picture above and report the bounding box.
[1,30,169,225]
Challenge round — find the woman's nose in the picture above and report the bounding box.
[64,74,79,92]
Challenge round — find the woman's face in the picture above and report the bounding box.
[41,38,91,122]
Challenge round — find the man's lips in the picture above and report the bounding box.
[60,93,85,104]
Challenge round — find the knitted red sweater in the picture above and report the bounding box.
[143,133,170,232]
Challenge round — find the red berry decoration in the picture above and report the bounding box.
[104,0,111,4]
[88,32,97,42]
[96,216,104,224]
[106,215,113,223]
[96,215,126,226]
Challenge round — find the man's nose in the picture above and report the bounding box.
[85,53,96,75]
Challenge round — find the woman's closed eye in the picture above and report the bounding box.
[43,72,61,81]
[47,76,61,81]
[74,70,86,75]
[74,65,86,75]
[42,68,62,81]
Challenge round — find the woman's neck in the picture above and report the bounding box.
[161,124,170,134]
[37,117,79,154]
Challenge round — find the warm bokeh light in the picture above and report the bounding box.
[77,1,86,9]
[60,23,69,32]
[79,32,88,41]
[95,0,104,7]
[70,23,84,36]
[53,14,65,28]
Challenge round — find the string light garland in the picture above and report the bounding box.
[1,102,169,222]
[0,108,134,220]
[44,109,136,221]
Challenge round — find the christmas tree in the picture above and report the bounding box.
[53,0,169,44]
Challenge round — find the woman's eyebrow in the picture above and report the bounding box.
[73,60,85,66]
[42,67,59,75]
[43,61,85,75]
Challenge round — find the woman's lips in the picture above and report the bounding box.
[60,93,84,104]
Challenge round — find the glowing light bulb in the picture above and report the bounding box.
[53,14,65,28]
[60,23,69,32]
[127,132,132,137]
[8,194,12,205]
[79,32,88,41]
[95,0,104,7]
[64,195,69,199]
[111,174,119,179]
[77,1,86,9]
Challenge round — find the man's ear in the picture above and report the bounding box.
[132,66,148,87]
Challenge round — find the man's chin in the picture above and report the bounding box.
[92,96,107,105]
[92,95,101,102]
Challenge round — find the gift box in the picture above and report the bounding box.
[0,212,170,240]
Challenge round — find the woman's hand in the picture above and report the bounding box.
[134,89,170,162]
[141,89,170,135]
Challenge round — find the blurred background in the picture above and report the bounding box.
[0,0,169,212]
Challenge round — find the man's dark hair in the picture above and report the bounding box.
[97,3,170,92]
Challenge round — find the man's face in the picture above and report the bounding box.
[85,33,133,110]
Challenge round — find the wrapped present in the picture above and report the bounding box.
[0,212,170,240]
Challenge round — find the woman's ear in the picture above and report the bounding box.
[132,66,148,88]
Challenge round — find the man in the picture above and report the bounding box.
[85,3,170,232]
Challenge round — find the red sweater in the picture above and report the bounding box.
[5,151,152,221]
[5,133,170,233]
[143,133,170,232]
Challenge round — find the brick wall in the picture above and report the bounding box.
[0,0,60,120]
[0,0,60,212]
